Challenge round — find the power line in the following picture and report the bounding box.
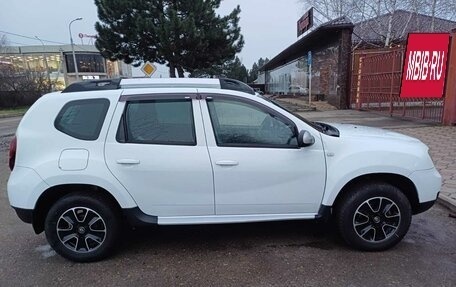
[0,30,67,45]
[8,40,28,46]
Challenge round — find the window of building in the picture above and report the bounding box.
[207,98,298,148]
[65,53,106,73]
[54,99,110,140]
[117,99,196,146]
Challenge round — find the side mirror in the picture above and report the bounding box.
[298,130,315,147]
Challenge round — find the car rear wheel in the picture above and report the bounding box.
[336,182,412,251]
[45,193,120,262]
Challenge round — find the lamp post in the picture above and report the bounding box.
[69,17,82,81]
[35,36,52,90]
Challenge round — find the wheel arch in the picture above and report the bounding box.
[332,173,421,215]
[32,184,123,234]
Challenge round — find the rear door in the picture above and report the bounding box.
[105,91,214,216]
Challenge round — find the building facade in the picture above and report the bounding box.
[262,17,354,109]
[0,44,131,89]
[262,10,456,110]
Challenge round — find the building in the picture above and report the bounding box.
[262,16,354,109]
[0,44,132,89]
[261,9,456,109]
[353,10,456,48]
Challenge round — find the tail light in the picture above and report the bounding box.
[9,136,17,170]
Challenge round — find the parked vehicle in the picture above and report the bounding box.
[288,85,308,95]
[254,88,264,96]
[7,78,441,262]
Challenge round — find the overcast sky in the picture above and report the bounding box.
[0,0,306,77]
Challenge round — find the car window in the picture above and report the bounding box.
[117,99,196,145]
[207,98,298,148]
[54,98,110,140]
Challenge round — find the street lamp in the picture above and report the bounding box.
[69,17,82,81]
[35,36,52,90]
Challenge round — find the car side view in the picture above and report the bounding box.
[7,78,441,262]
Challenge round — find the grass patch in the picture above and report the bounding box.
[0,106,29,117]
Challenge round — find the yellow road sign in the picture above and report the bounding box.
[141,61,157,77]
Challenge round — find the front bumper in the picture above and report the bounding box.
[413,197,437,215]
[409,168,441,203]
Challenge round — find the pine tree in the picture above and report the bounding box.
[95,0,244,77]
[190,56,248,82]
[247,57,269,83]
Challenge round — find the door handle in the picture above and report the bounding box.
[215,160,239,166]
[116,159,140,165]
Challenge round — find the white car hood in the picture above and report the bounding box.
[328,123,421,143]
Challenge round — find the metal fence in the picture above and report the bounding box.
[350,47,445,122]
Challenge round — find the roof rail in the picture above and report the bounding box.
[61,78,122,93]
[120,78,220,89]
[61,77,255,95]
[219,78,255,95]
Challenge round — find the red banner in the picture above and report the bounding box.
[400,33,450,98]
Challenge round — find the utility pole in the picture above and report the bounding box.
[308,51,312,107]
[69,17,82,82]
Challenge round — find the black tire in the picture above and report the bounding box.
[45,192,120,262]
[336,182,412,251]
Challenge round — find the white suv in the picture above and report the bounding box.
[7,78,441,262]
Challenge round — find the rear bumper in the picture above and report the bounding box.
[7,166,49,209]
[13,207,33,224]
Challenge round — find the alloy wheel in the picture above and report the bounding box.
[352,197,401,243]
[56,207,107,253]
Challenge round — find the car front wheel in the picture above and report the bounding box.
[336,182,412,251]
[44,192,120,262]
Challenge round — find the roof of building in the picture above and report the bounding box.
[0,44,99,54]
[261,16,354,72]
[353,10,456,45]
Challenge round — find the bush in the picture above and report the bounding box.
[0,65,52,108]
[0,91,42,108]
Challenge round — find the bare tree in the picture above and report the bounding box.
[0,34,8,54]
[300,0,456,46]
[0,35,53,108]
[383,0,397,46]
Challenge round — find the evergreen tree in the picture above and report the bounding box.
[95,0,244,77]
[247,57,269,83]
[223,56,248,82]
[190,56,248,82]
[248,62,258,83]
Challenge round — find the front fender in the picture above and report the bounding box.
[320,134,430,206]
[321,166,412,206]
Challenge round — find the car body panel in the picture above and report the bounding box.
[320,123,439,206]
[104,89,215,216]
[197,90,327,214]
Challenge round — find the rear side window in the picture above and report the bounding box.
[117,99,196,145]
[54,98,110,140]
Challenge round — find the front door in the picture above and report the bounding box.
[200,94,326,215]
[105,94,214,216]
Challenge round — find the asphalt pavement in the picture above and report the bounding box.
[0,117,21,137]
[0,115,455,286]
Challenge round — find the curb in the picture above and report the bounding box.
[0,113,24,119]
[437,193,456,214]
